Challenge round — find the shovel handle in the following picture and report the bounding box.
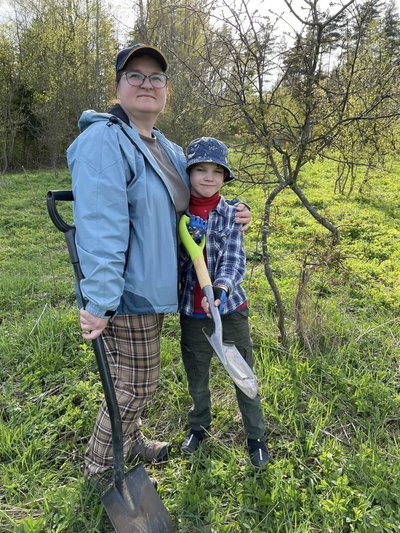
[46,190,74,232]
[192,256,212,290]
[179,214,212,289]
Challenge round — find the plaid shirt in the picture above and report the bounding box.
[180,196,247,316]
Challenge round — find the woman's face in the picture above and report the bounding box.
[117,55,167,122]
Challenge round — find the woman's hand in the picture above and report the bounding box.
[80,308,109,340]
[235,203,251,231]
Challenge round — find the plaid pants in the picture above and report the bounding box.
[84,314,164,477]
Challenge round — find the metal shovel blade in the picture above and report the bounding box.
[202,286,259,400]
[204,330,259,399]
[101,464,174,533]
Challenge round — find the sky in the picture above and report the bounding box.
[109,0,331,38]
[1,0,399,34]
[108,0,400,44]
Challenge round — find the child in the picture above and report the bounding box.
[179,137,269,468]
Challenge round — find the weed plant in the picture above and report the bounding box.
[0,164,399,532]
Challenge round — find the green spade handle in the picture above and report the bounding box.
[178,214,212,289]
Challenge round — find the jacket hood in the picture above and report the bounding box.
[78,110,116,133]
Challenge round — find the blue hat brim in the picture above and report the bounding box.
[187,158,235,182]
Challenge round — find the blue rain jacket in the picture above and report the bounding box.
[67,109,190,318]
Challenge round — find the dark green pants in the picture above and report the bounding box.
[180,309,265,440]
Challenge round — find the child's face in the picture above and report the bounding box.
[189,162,225,198]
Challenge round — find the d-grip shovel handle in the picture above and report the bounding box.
[178,215,227,361]
[46,191,82,280]
[47,190,74,232]
[178,214,212,289]
[46,190,127,494]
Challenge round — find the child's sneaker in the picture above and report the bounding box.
[247,438,270,468]
[181,429,205,454]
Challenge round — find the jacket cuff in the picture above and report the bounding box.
[213,279,233,295]
[213,283,229,295]
[85,301,117,319]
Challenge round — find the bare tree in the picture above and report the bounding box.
[171,0,399,344]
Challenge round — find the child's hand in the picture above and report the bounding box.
[201,287,227,316]
[188,214,207,242]
[201,296,212,317]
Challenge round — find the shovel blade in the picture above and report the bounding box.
[204,332,259,400]
[200,286,259,400]
[101,464,174,533]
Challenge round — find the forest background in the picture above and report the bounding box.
[0,0,399,531]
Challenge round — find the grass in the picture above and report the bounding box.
[0,162,399,532]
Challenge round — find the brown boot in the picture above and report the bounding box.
[128,432,169,463]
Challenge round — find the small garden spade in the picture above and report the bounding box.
[179,214,258,399]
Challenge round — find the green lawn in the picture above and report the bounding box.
[0,162,399,532]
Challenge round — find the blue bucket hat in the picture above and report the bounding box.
[115,43,168,74]
[186,137,235,182]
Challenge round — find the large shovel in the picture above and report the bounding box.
[179,214,258,399]
[47,190,173,533]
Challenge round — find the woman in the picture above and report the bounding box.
[67,44,250,483]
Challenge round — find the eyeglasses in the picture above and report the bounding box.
[124,70,169,89]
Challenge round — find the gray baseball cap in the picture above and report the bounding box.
[115,43,168,73]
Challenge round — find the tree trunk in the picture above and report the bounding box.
[262,181,288,344]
